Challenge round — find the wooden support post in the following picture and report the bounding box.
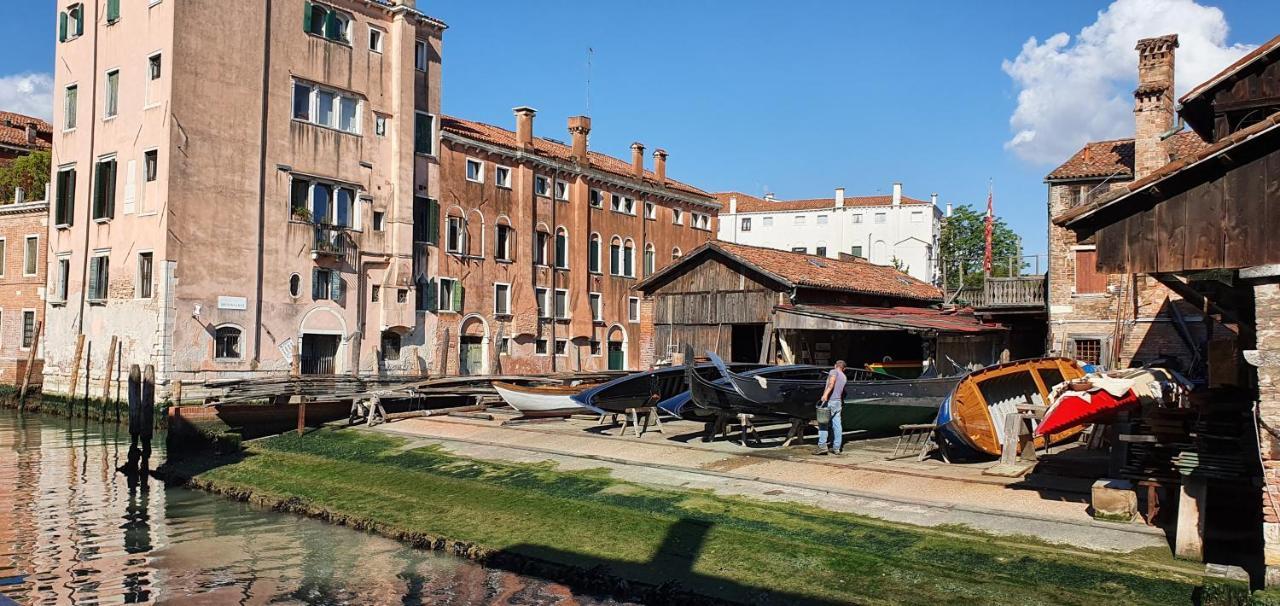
[172,380,183,406]
[83,341,92,416]
[18,320,42,407]
[291,345,301,377]
[297,400,307,435]
[1175,476,1208,561]
[101,336,118,399]
[757,322,774,364]
[67,334,85,403]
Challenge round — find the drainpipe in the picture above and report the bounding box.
[75,1,103,332]
[251,0,274,365]
[354,252,391,375]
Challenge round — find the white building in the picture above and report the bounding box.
[715,183,943,283]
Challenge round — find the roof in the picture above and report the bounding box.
[1045,131,1208,181]
[0,200,49,215]
[0,111,51,152]
[1057,111,1280,226]
[778,304,1004,334]
[714,191,932,214]
[1180,34,1280,106]
[636,240,943,303]
[440,115,711,200]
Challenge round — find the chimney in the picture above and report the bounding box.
[930,193,938,207]
[892,182,902,206]
[513,106,536,149]
[653,149,668,184]
[14,187,24,204]
[390,0,416,7]
[729,195,738,214]
[945,202,953,217]
[25,124,37,145]
[1134,34,1178,179]
[763,192,776,202]
[567,115,591,164]
[835,187,846,208]
[630,142,645,178]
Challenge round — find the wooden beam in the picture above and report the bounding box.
[101,336,118,400]
[1152,273,1240,325]
[67,334,85,401]
[18,321,42,407]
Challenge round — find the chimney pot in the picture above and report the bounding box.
[652,149,668,184]
[892,182,902,206]
[567,115,591,164]
[513,106,537,150]
[729,196,738,214]
[835,187,846,208]
[1134,34,1178,179]
[14,187,24,204]
[930,193,938,207]
[25,124,37,145]
[945,202,953,217]
[764,193,776,202]
[630,142,645,178]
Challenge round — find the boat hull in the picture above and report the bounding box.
[574,364,765,414]
[492,382,591,417]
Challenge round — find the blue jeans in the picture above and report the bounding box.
[817,399,843,451]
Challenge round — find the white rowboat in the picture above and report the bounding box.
[492,382,594,417]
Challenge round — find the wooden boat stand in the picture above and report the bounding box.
[704,413,763,446]
[781,418,815,448]
[893,423,946,462]
[985,404,1051,477]
[599,407,664,438]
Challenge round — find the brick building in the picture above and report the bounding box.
[0,111,52,165]
[1045,35,1219,373]
[44,0,444,395]
[432,110,717,374]
[0,200,48,385]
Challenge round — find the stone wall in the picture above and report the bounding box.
[0,205,46,384]
[1255,280,1280,576]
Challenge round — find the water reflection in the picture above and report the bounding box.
[0,410,624,605]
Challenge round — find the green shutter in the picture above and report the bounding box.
[453,282,464,312]
[330,271,343,300]
[106,0,120,23]
[87,258,100,300]
[58,12,67,42]
[75,10,83,36]
[312,268,322,300]
[414,113,426,154]
[302,1,313,33]
[324,11,342,41]
[589,240,599,273]
[64,170,76,226]
[425,278,437,311]
[92,165,104,219]
[104,160,117,218]
[427,199,439,244]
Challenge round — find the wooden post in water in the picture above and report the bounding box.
[102,336,118,400]
[297,399,307,435]
[83,341,92,417]
[18,321,43,408]
[67,334,85,407]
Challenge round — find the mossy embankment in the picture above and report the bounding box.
[161,427,1218,605]
[0,385,167,427]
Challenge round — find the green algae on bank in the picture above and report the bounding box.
[169,427,1206,606]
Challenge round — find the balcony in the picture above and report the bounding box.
[950,275,1046,310]
[311,225,353,259]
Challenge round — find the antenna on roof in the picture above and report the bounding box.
[585,47,594,117]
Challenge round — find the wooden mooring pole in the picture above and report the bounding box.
[67,334,85,408]
[101,336,118,401]
[83,341,92,417]
[18,321,43,409]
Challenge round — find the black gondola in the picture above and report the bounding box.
[572,363,765,414]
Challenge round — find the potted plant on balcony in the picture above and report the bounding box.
[291,205,312,223]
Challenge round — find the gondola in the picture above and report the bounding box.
[572,363,766,415]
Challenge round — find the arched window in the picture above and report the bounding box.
[609,236,622,276]
[535,228,551,266]
[644,242,655,277]
[588,233,602,273]
[445,208,466,254]
[494,217,513,261]
[623,239,635,278]
[289,273,301,298]
[554,226,569,269]
[380,330,402,361]
[214,325,242,360]
[672,247,682,260]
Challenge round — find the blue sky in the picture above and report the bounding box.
[2,1,1273,260]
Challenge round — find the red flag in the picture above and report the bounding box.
[983,181,994,274]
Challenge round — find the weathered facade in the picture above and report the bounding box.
[0,200,48,385]
[0,111,51,167]
[433,112,717,374]
[44,0,444,395]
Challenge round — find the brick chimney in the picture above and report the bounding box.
[892,182,902,206]
[1134,34,1178,179]
[630,142,645,178]
[513,106,536,150]
[653,149,668,184]
[567,115,590,164]
[835,187,846,208]
[25,123,37,145]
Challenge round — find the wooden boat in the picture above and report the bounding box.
[934,358,1085,458]
[572,364,766,414]
[865,361,925,379]
[492,382,596,417]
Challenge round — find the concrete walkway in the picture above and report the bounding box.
[362,414,1171,554]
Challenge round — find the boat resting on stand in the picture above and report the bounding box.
[492,382,597,418]
[572,363,766,415]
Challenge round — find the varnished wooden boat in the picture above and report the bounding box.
[492,382,596,417]
[935,358,1086,459]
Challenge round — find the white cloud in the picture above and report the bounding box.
[1002,0,1255,165]
[0,73,54,120]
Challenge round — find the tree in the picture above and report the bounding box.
[938,203,1024,290]
[0,151,51,204]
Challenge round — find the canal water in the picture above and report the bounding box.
[0,409,623,605]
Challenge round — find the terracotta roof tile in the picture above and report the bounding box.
[1180,34,1280,105]
[1046,132,1208,181]
[0,111,51,152]
[714,191,931,213]
[708,241,942,302]
[440,115,711,200]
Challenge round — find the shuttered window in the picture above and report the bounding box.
[87,255,109,301]
[1074,249,1107,294]
[413,197,439,244]
[92,158,117,221]
[106,0,120,24]
[414,112,435,155]
[588,235,601,273]
[312,268,342,301]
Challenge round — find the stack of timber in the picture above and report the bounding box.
[204,371,628,405]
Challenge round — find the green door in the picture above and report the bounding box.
[607,342,624,371]
[460,337,484,376]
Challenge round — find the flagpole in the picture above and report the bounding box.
[983,179,994,276]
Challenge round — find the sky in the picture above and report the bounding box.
[1,1,1273,261]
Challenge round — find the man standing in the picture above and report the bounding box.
[815,360,847,455]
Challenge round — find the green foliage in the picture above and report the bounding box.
[0,151,51,204]
[938,203,1025,289]
[890,256,908,273]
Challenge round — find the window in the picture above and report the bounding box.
[554,289,569,319]
[590,340,602,356]
[372,211,384,231]
[144,150,158,182]
[303,3,350,43]
[672,247,682,260]
[534,230,550,266]
[397,288,407,303]
[465,158,484,183]
[852,214,863,224]
[446,215,465,254]
[1071,338,1104,366]
[372,284,381,302]
[55,257,70,302]
[145,53,162,106]
[850,245,863,258]
[104,70,119,119]
[741,218,751,231]
[87,254,109,302]
[312,267,344,301]
[791,247,807,254]
[911,211,924,223]
[794,215,806,226]
[554,180,570,201]
[535,287,549,318]
[627,297,640,323]
[136,252,153,298]
[23,236,38,276]
[58,4,85,42]
[762,216,773,227]
[588,234,601,273]
[645,202,656,220]
[381,331,401,361]
[874,213,886,224]
[92,157,117,221]
[672,208,683,224]
[816,214,828,225]
[495,165,512,189]
[554,228,568,269]
[555,339,569,356]
[495,224,512,261]
[644,243,655,277]
[374,115,387,136]
[64,85,77,130]
[589,293,602,322]
[22,311,36,349]
[535,339,548,355]
[534,175,551,197]
[414,112,435,155]
[106,0,120,23]
[692,213,710,230]
[437,277,463,312]
[609,237,622,275]
[498,337,511,355]
[1074,249,1107,294]
[413,196,439,244]
[816,246,827,257]
[0,239,5,277]
[293,177,358,228]
[494,283,511,315]
[214,326,242,360]
[415,40,428,71]
[623,240,635,278]
[589,189,603,208]
[292,81,362,134]
[610,194,634,214]
[368,26,384,53]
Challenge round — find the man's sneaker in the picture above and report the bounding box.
[832,448,843,455]
[813,448,829,456]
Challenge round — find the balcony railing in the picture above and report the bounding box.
[951,275,1046,309]
[312,225,353,258]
